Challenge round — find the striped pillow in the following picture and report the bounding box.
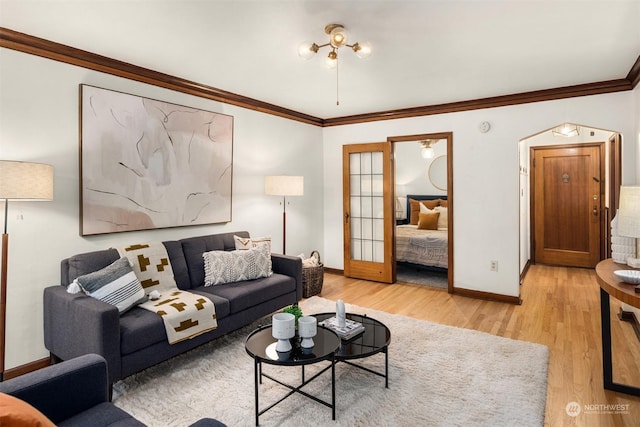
[73,257,146,314]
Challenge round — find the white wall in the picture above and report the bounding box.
[395,140,447,198]
[0,48,324,369]
[322,92,637,299]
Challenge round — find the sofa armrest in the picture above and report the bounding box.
[43,286,122,384]
[0,354,109,424]
[271,254,303,301]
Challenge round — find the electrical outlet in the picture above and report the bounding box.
[490,260,498,272]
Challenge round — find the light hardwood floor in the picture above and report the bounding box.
[315,264,640,426]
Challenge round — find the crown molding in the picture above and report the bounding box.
[0,27,324,126]
[1,27,637,128]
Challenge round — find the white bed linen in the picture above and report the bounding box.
[396,224,448,268]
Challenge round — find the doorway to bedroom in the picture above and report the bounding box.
[390,132,453,292]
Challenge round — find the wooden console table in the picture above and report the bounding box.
[595,258,640,396]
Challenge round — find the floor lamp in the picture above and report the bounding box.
[0,160,54,381]
[265,175,303,255]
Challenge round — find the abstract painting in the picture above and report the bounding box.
[80,85,233,235]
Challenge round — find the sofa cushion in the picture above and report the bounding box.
[73,258,146,314]
[163,240,191,290]
[203,244,272,286]
[0,392,56,427]
[199,273,295,314]
[181,232,250,289]
[65,249,120,284]
[119,294,231,355]
[57,402,144,427]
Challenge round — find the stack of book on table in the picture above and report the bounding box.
[319,316,365,340]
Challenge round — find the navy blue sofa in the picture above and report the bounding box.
[0,354,225,426]
[43,231,303,386]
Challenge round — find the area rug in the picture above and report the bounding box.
[113,297,549,427]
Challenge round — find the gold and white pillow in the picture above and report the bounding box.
[234,235,271,252]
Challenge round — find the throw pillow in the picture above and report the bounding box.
[72,257,146,313]
[0,392,56,427]
[417,212,440,230]
[434,205,448,230]
[203,243,272,286]
[234,235,272,251]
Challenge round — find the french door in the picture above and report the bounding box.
[342,142,395,283]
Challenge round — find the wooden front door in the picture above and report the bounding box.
[531,144,604,268]
[342,142,395,283]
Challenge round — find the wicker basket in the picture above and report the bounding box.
[302,251,324,298]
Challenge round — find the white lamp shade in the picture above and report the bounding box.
[265,175,304,196]
[0,160,54,200]
[617,186,640,238]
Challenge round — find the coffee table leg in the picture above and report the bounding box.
[384,345,389,388]
[332,356,336,420]
[254,358,260,426]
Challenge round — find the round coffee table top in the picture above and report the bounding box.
[245,324,340,366]
[313,312,391,360]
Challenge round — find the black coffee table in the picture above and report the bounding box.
[313,312,391,388]
[245,324,341,426]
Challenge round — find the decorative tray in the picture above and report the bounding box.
[613,270,640,285]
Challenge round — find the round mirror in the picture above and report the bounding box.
[428,155,447,191]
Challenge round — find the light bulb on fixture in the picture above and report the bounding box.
[421,146,434,159]
[325,50,338,68]
[352,42,372,59]
[420,140,437,159]
[552,123,580,137]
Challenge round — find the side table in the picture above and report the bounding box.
[595,258,640,396]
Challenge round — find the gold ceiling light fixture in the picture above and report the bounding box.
[298,24,372,106]
[552,123,580,137]
[420,140,438,159]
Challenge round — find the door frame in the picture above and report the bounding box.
[529,142,605,267]
[388,132,454,292]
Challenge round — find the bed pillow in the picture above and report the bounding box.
[0,393,55,427]
[72,257,146,314]
[409,199,421,225]
[203,243,273,286]
[420,199,441,210]
[417,212,440,230]
[435,205,448,230]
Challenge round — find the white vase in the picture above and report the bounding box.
[611,210,636,264]
[336,299,346,328]
[298,316,317,348]
[272,312,295,352]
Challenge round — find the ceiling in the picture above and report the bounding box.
[1,1,639,120]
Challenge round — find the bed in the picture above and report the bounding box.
[396,195,448,269]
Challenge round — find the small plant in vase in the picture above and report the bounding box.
[282,304,303,330]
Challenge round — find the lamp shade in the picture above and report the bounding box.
[0,161,54,200]
[265,175,304,196]
[617,186,640,238]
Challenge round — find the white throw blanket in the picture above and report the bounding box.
[117,243,217,344]
[138,290,218,344]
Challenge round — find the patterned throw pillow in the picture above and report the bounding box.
[203,243,273,286]
[233,235,272,252]
[73,257,146,313]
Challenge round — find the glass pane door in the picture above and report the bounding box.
[343,143,394,283]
